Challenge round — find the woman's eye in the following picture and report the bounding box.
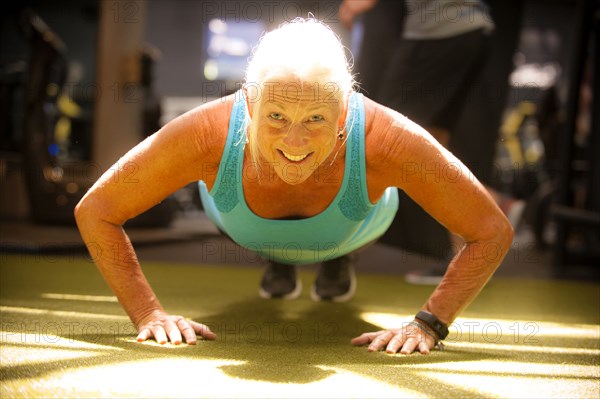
[269,112,284,120]
[308,115,324,122]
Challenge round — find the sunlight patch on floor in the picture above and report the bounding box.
[403,360,599,379]
[1,358,427,399]
[416,368,599,399]
[447,341,600,356]
[40,293,119,302]
[0,330,122,367]
[0,306,129,321]
[361,312,600,341]
[0,344,104,367]
[1,330,123,351]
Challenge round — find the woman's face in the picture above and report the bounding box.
[248,79,345,185]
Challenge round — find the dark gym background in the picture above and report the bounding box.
[0,0,598,277]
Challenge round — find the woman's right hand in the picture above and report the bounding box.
[136,311,217,345]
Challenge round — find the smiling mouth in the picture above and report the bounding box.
[280,150,312,162]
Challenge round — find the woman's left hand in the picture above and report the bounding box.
[351,322,437,354]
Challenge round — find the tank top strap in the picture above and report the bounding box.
[210,93,248,212]
[337,92,373,221]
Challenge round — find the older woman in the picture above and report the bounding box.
[75,18,513,354]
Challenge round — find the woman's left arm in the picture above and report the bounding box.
[353,99,514,354]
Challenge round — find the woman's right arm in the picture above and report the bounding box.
[74,96,232,344]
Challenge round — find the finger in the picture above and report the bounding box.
[190,321,217,340]
[368,331,394,352]
[351,333,373,346]
[385,334,406,354]
[136,328,152,342]
[150,324,168,345]
[417,340,431,355]
[351,331,382,346]
[164,319,182,345]
[176,319,198,345]
[400,337,420,355]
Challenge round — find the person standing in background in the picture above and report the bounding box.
[340,0,525,282]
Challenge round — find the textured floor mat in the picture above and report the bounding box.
[1,255,598,398]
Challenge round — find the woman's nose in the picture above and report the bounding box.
[282,124,308,147]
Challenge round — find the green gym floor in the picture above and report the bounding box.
[1,238,599,398]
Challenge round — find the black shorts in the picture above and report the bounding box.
[377,28,490,131]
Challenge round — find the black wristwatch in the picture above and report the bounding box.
[415,310,449,340]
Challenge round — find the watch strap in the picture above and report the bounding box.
[415,310,449,340]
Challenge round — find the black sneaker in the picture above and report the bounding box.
[311,255,356,302]
[258,261,302,300]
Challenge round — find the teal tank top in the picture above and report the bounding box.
[198,91,399,265]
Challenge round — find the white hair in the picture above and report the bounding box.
[245,17,354,99]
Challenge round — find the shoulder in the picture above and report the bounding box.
[362,95,415,169]
[134,94,236,188]
[362,95,451,189]
[184,94,235,156]
[75,94,237,224]
[167,94,235,178]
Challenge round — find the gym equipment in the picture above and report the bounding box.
[16,9,176,227]
[19,9,89,225]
